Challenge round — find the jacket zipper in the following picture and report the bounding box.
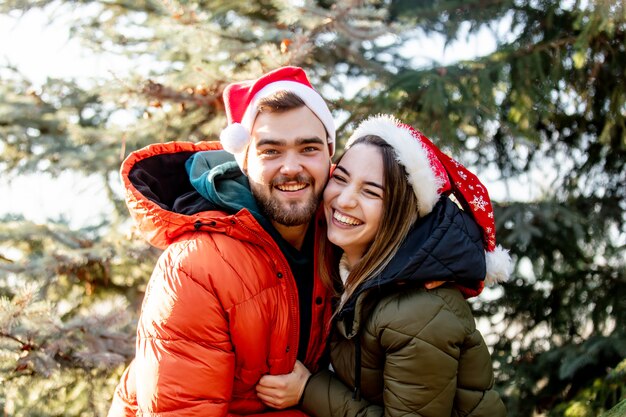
[231,216,300,365]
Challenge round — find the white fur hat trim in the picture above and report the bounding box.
[240,80,335,153]
[485,245,512,285]
[220,122,250,155]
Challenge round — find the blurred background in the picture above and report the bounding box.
[0,1,624,416]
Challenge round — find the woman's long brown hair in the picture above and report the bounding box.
[318,135,420,310]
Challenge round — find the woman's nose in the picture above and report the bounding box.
[336,187,357,208]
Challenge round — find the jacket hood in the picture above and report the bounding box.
[121,140,319,270]
[185,150,280,235]
[338,197,486,336]
[121,141,262,249]
[371,197,485,289]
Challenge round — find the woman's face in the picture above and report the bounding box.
[323,143,385,266]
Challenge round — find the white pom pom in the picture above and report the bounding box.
[485,245,513,285]
[220,123,250,154]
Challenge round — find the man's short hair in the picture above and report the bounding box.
[257,90,306,113]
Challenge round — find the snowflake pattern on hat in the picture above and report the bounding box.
[420,135,497,253]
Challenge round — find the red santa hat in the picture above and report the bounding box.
[347,114,512,293]
[219,66,335,168]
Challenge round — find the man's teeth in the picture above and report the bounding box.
[333,211,363,226]
[277,183,307,191]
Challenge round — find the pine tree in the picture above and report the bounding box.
[1,1,624,416]
[365,3,626,416]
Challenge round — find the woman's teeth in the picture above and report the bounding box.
[333,211,363,226]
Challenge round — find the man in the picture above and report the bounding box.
[108,66,335,416]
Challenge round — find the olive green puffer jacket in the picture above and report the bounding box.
[301,198,506,417]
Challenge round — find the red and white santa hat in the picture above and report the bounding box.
[347,114,512,291]
[220,66,335,168]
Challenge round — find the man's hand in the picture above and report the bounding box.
[425,280,445,289]
[256,360,311,409]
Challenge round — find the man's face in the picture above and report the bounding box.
[245,105,331,227]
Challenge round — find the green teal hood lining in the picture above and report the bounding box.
[185,149,311,266]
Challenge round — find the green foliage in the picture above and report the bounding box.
[1,0,624,415]
[552,359,626,417]
[0,281,132,414]
[600,398,626,417]
[0,215,154,414]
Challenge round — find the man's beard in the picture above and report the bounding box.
[252,176,321,226]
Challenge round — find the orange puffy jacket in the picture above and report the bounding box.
[108,141,333,416]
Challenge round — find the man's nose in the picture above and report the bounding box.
[280,152,304,176]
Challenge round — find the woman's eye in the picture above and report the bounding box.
[332,174,347,183]
[364,189,382,198]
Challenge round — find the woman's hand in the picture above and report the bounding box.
[256,360,312,409]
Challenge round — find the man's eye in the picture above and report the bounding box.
[303,146,320,153]
[260,149,278,156]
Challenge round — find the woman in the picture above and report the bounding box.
[256,114,511,416]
